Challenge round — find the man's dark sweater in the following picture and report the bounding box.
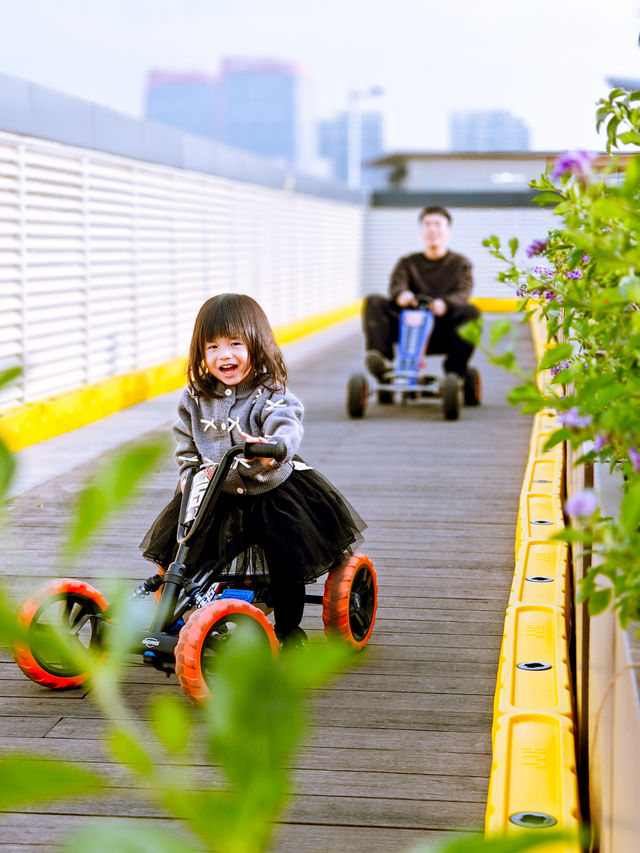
[389,251,473,306]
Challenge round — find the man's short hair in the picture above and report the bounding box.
[418,205,452,224]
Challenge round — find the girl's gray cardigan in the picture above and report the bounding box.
[173,378,304,496]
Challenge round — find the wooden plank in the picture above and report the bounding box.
[0,318,535,849]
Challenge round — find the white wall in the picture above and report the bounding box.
[0,131,364,409]
[362,206,557,299]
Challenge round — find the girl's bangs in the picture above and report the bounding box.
[201,301,247,344]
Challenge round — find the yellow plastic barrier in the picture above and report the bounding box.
[486,712,581,850]
[516,492,564,556]
[487,309,581,843]
[509,540,569,610]
[522,457,563,498]
[495,605,573,719]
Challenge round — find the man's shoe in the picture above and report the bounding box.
[365,350,392,379]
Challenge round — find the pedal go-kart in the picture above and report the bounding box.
[347,305,481,421]
[12,441,378,704]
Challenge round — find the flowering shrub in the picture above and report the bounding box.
[481,88,640,627]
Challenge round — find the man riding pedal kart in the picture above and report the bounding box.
[362,205,480,389]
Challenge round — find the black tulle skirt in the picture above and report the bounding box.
[139,465,366,587]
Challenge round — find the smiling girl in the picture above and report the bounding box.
[139,293,365,646]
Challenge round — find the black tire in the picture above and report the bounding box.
[175,600,279,704]
[13,579,108,689]
[463,367,482,406]
[322,554,377,649]
[442,373,461,421]
[347,373,368,418]
[377,390,393,405]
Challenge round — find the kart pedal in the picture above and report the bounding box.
[220,588,255,603]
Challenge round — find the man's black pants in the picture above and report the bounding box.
[362,295,480,377]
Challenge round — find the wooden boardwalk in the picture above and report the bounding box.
[0,319,534,852]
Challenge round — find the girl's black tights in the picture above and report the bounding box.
[270,577,305,640]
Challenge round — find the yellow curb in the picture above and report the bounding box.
[0,303,362,452]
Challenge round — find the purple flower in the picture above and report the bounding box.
[544,290,556,302]
[593,434,608,453]
[516,285,527,298]
[530,290,541,299]
[565,489,598,518]
[557,407,592,429]
[582,254,591,264]
[533,266,553,279]
[629,447,640,473]
[567,270,583,280]
[526,239,548,258]
[550,359,572,376]
[551,150,598,182]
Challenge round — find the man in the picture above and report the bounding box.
[362,205,479,379]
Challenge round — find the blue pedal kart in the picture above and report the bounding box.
[347,305,481,420]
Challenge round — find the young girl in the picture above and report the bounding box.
[140,293,365,646]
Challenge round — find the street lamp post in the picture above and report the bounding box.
[347,86,384,190]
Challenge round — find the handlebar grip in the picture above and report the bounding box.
[244,441,287,462]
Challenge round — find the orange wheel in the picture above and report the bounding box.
[322,554,377,649]
[12,578,108,689]
[174,599,279,703]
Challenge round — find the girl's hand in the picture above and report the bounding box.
[239,430,276,467]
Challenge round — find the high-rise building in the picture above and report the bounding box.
[215,57,302,163]
[318,111,384,186]
[145,71,217,139]
[145,58,310,168]
[449,110,530,152]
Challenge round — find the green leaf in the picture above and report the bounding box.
[532,191,561,206]
[507,383,545,410]
[407,827,578,852]
[457,317,483,347]
[554,527,593,545]
[482,235,500,249]
[538,343,573,371]
[489,351,515,370]
[0,436,15,502]
[63,439,169,559]
[107,729,154,777]
[620,478,640,529]
[619,274,640,301]
[607,116,621,148]
[62,822,199,853]
[489,317,512,347]
[619,130,640,146]
[508,236,519,257]
[149,694,193,756]
[0,756,102,809]
[588,588,612,616]
[0,366,21,390]
[542,428,572,451]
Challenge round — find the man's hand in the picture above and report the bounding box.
[396,289,418,308]
[430,298,447,317]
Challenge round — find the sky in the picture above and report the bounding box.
[1,0,640,153]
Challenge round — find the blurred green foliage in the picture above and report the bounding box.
[479,89,640,628]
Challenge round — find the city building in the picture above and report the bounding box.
[145,58,311,170]
[449,110,530,152]
[318,110,384,186]
[145,71,217,139]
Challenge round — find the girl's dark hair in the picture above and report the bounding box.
[187,293,287,395]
